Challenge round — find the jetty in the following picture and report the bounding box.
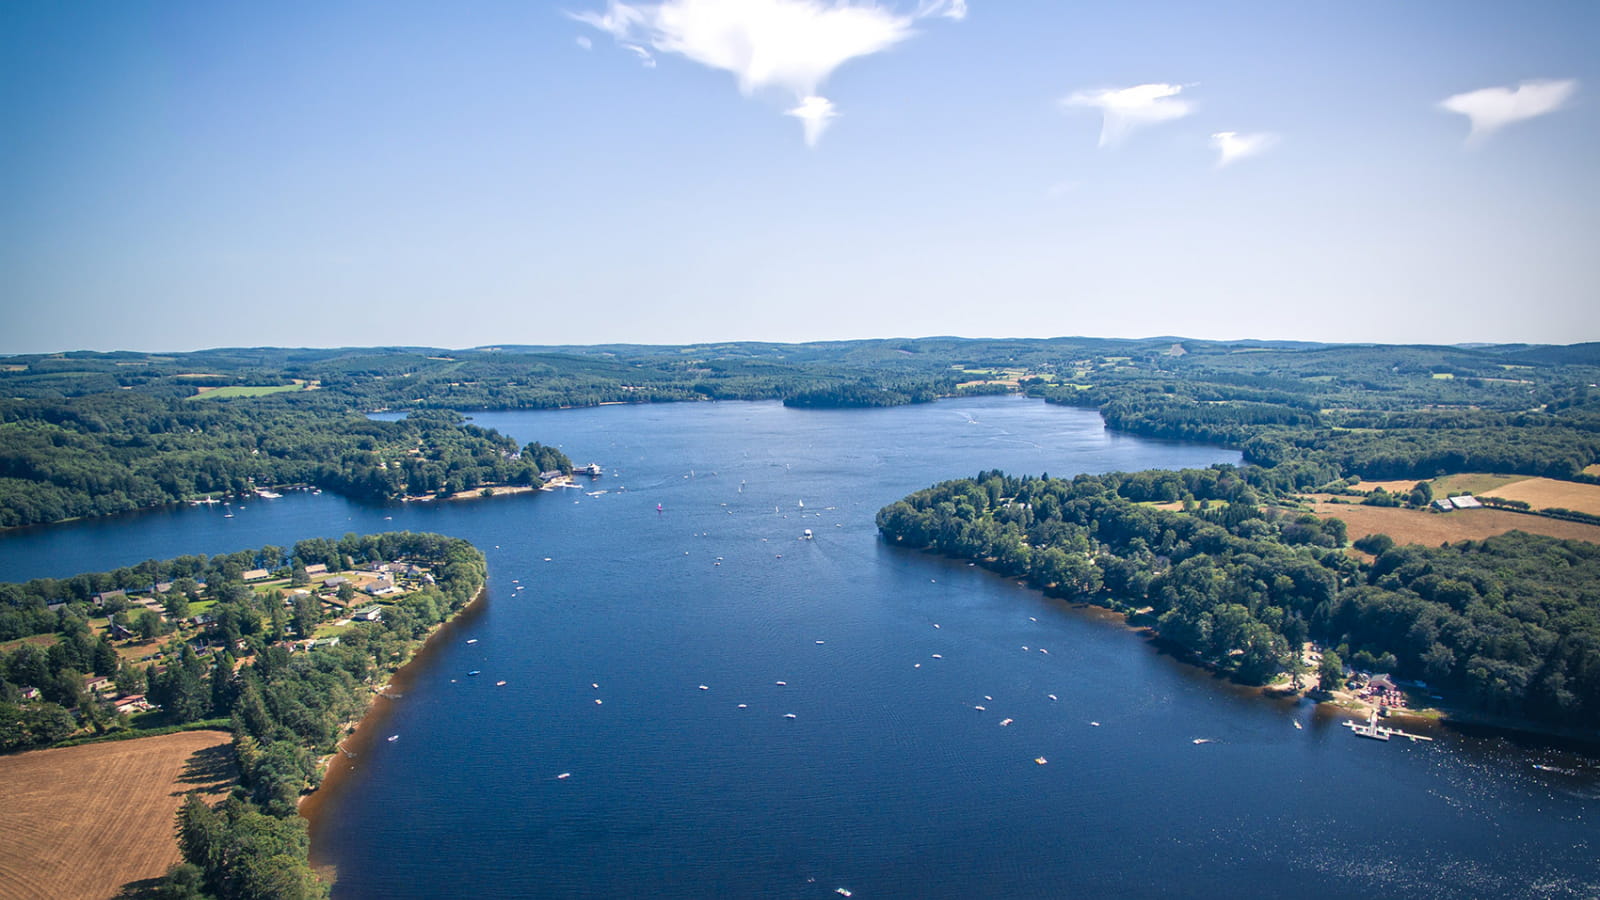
[1344,710,1433,743]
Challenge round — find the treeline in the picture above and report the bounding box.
[0,393,570,527]
[5,338,1599,530]
[878,471,1600,730]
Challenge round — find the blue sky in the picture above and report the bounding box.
[2,1,1595,353]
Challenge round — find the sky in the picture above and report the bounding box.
[2,0,1596,354]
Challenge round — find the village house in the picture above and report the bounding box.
[92,589,126,607]
[303,563,328,577]
[242,568,271,582]
[364,578,401,596]
[351,606,384,622]
[20,686,41,701]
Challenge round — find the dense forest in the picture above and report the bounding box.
[878,471,1600,731]
[3,338,1598,528]
[0,532,487,899]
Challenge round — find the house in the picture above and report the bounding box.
[305,636,341,650]
[1432,499,1455,512]
[1449,495,1482,509]
[20,686,41,701]
[115,695,152,715]
[351,606,384,622]
[242,568,271,582]
[363,578,400,596]
[109,622,135,640]
[93,589,126,607]
[46,601,67,613]
[303,563,328,577]
[154,581,174,594]
[323,576,350,588]
[85,675,114,694]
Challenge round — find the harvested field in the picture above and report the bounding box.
[1479,477,1600,518]
[0,730,235,900]
[1430,473,1530,497]
[1308,502,1600,547]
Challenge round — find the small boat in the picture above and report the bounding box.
[496,680,507,686]
[1192,738,1212,745]
[698,684,709,691]
[595,699,603,705]
[467,670,480,676]
[775,681,787,686]
[802,529,813,539]
[932,623,940,629]
[975,705,986,711]
[1000,718,1013,727]
[930,654,942,659]
[835,890,851,898]
[1294,721,1303,730]
[556,772,571,780]
[1089,721,1100,727]
[784,713,797,719]
[1035,757,1048,765]
[466,638,478,644]
[1047,694,1058,701]
[815,640,825,645]
[387,735,398,742]
[737,704,748,709]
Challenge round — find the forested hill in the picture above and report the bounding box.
[4,338,1600,528]
[878,471,1600,733]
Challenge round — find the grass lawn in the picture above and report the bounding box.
[186,380,306,400]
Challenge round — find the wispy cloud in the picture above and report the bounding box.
[1210,131,1278,167]
[1439,78,1577,141]
[570,0,965,146]
[621,42,656,67]
[1062,83,1193,148]
[576,35,593,50]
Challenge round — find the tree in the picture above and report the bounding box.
[1318,650,1345,693]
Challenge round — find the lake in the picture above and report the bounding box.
[3,397,1595,898]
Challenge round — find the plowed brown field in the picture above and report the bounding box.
[0,730,234,900]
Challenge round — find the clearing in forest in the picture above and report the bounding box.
[0,730,235,900]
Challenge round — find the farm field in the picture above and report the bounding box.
[0,731,235,900]
[1478,477,1600,517]
[1307,500,1600,547]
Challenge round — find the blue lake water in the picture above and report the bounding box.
[2,397,1595,898]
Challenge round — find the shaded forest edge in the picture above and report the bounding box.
[1,532,486,899]
[4,337,1599,529]
[878,469,1600,740]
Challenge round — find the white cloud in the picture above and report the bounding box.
[571,0,964,145]
[1210,131,1278,167]
[787,95,838,147]
[1439,78,1577,141]
[1063,83,1193,147]
[576,35,593,50]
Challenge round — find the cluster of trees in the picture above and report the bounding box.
[0,392,570,527]
[782,380,945,409]
[878,470,1600,729]
[0,533,485,760]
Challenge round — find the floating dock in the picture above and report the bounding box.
[1344,710,1433,743]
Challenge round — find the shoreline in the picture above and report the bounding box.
[297,582,488,854]
[1073,599,1600,747]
